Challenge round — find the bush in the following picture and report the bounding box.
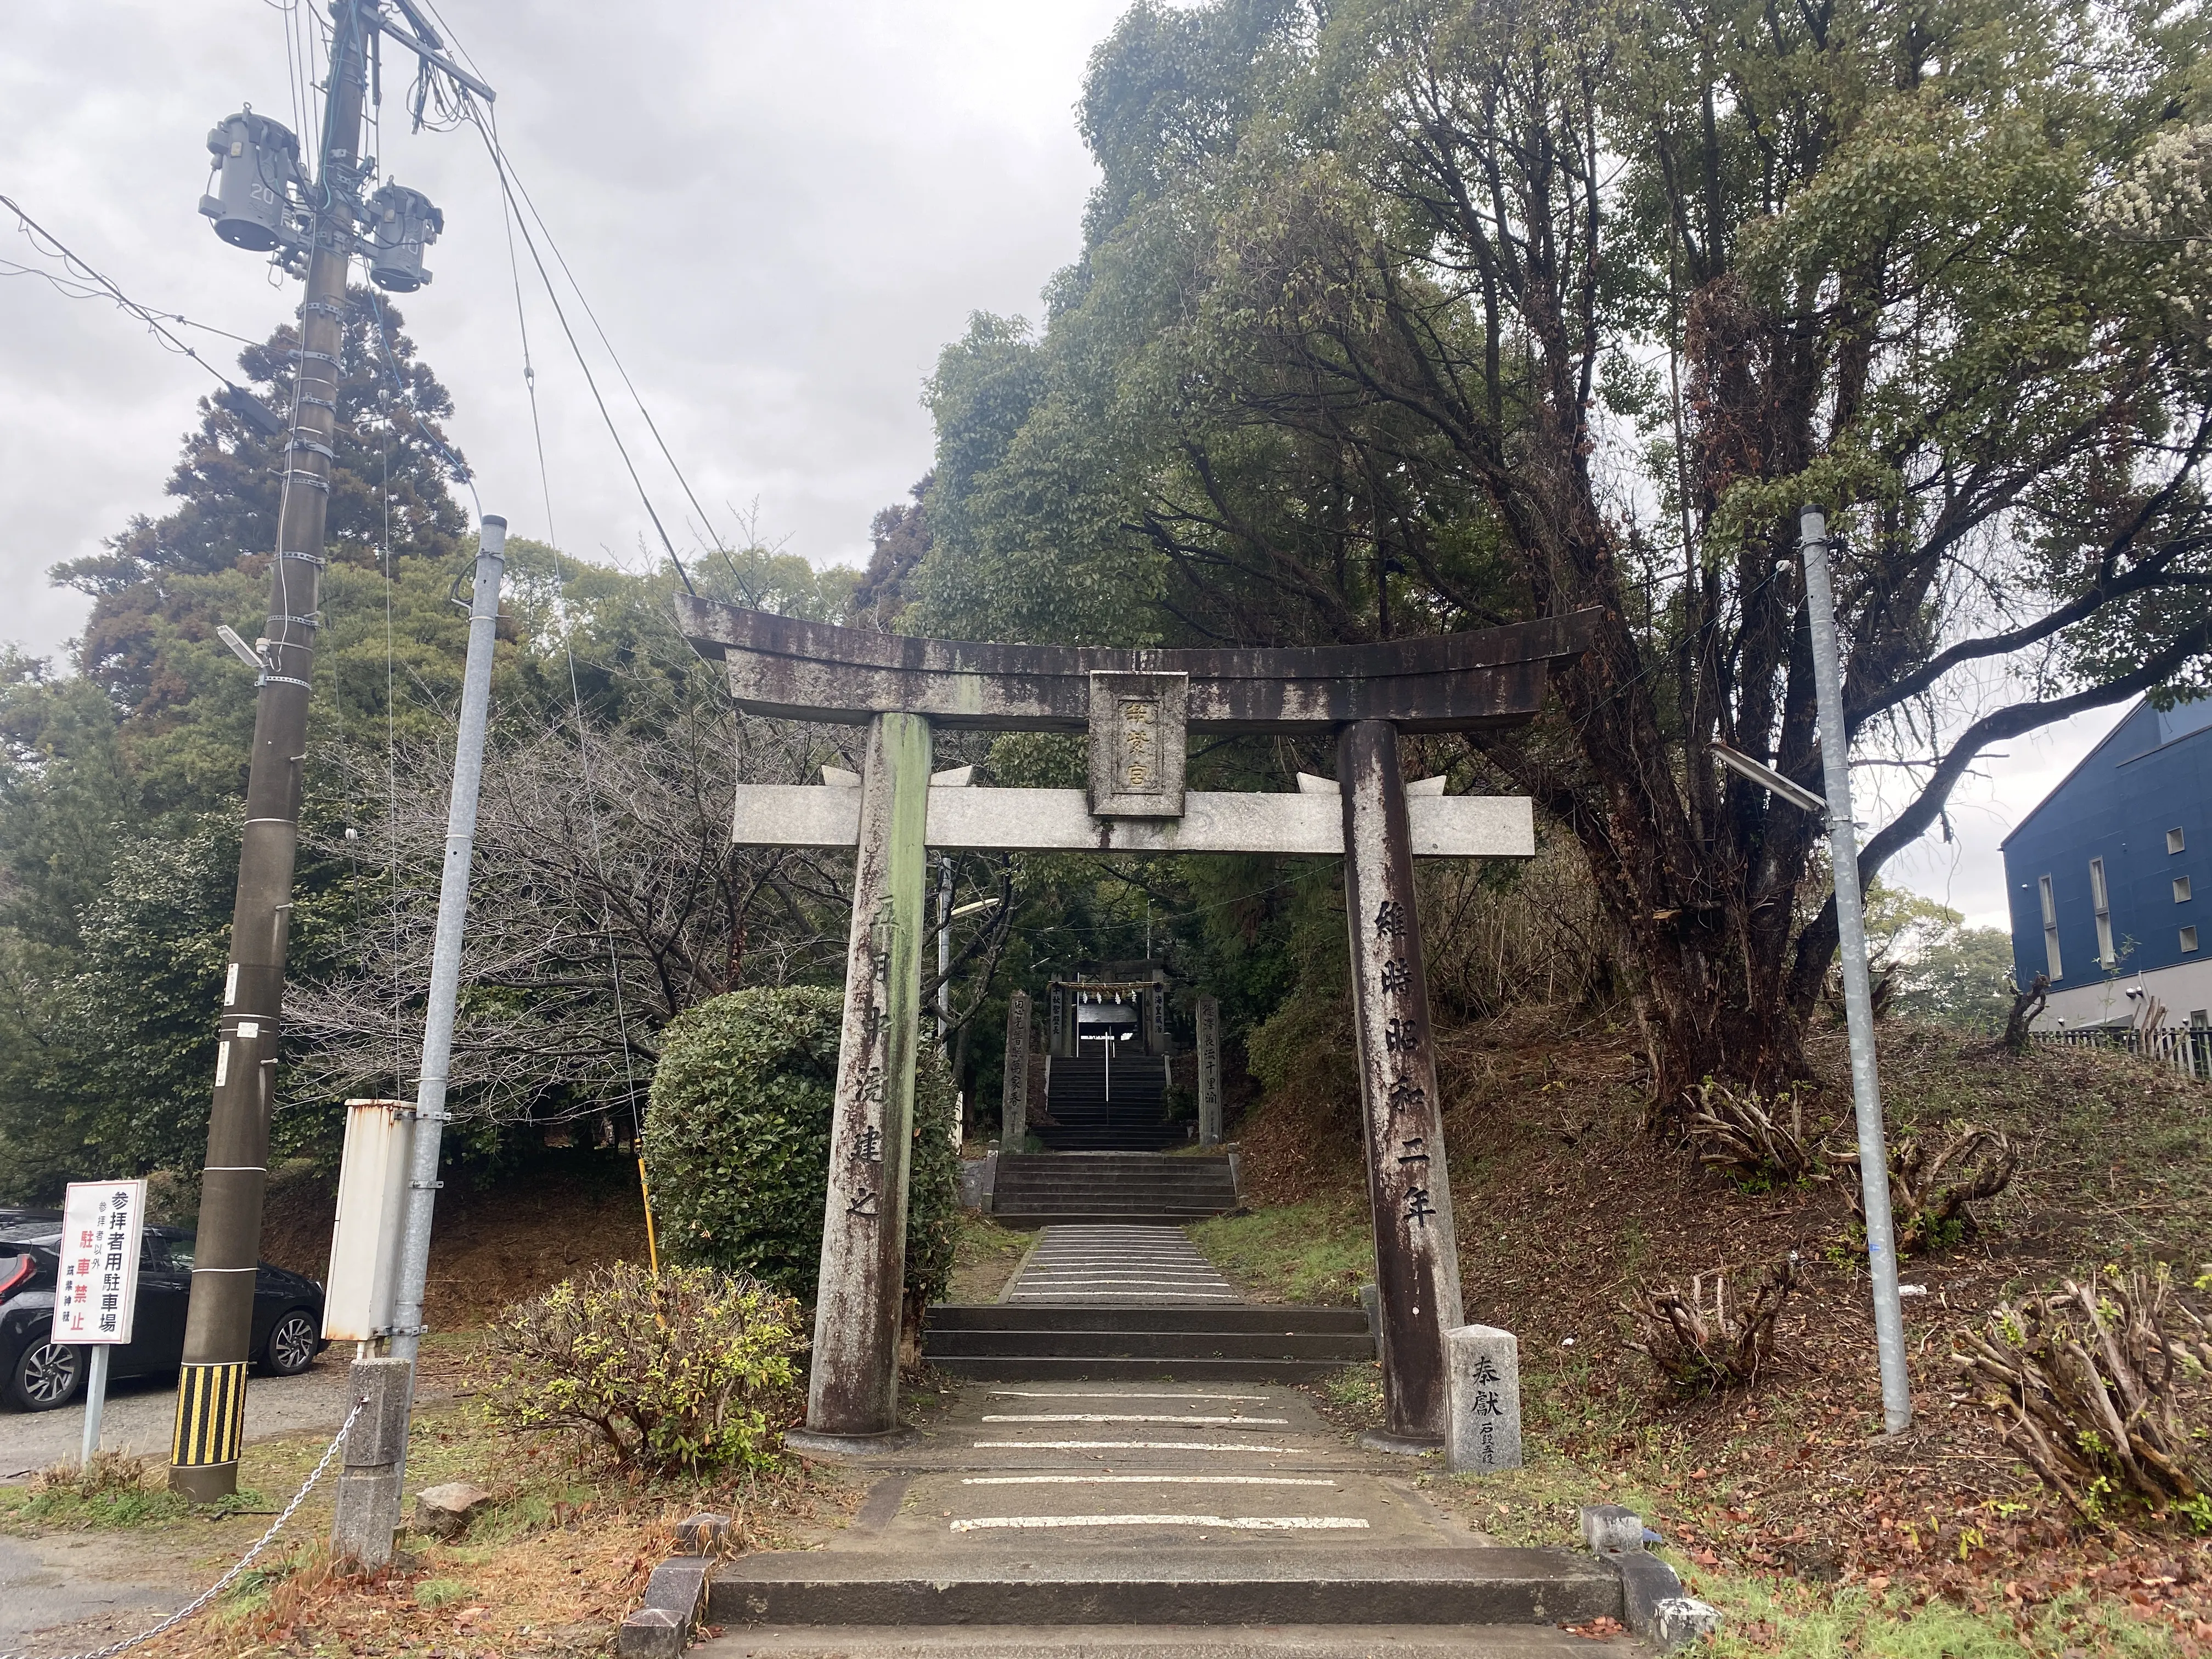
[643,987,961,1328]
[479,1261,803,1475]
[1831,1121,2017,1253]
[1625,1255,1799,1395]
[1954,1266,2212,1528]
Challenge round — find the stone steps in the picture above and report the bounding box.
[706,1547,1618,1626]
[701,1623,1621,1657]
[691,1383,1639,1657]
[928,1306,1369,1334]
[994,1154,1235,1226]
[1036,1056,1182,1151]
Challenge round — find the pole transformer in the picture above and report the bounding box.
[171,0,487,1499]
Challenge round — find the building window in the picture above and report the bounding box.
[2180,876,2195,904]
[2090,857,2115,967]
[2193,1009,2210,1027]
[2171,827,2187,854]
[2185,926,2202,954]
[2040,874,2062,980]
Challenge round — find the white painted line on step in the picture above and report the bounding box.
[1026,1261,1215,1268]
[1013,1283,1221,1291]
[1006,1290,1239,1299]
[987,1391,1273,1401]
[961,1475,1335,1486]
[951,1514,1369,1532]
[973,1440,1293,1453]
[983,1414,1288,1425]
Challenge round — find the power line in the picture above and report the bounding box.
[464,108,696,596]
[482,108,741,567]
[1,195,270,392]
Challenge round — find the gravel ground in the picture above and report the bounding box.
[0,1357,460,1657]
[0,1359,362,1483]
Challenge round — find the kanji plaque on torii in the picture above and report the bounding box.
[679,599,1594,1451]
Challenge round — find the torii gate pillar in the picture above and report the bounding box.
[791,712,932,1448]
[1340,719,1463,1446]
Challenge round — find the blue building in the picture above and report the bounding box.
[2002,697,2212,1029]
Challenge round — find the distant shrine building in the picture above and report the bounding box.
[2003,696,2212,1029]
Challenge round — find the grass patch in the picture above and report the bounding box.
[413,1576,473,1609]
[1187,1200,1373,1304]
[946,1210,1032,1304]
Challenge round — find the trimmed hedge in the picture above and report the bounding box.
[643,986,960,1316]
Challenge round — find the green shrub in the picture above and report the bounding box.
[643,987,961,1324]
[479,1261,803,1475]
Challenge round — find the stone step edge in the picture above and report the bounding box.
[703,1549,1621,1629]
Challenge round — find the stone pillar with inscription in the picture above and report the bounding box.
[1338,719,1465,1450]
[1195,994,1223,1146]
[1001,990,1031,1147]
[794,711,932,1448]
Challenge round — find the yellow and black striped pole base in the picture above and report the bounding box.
[168,1361,247,1499]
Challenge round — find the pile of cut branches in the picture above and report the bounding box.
[1685,1078,1820,1184]
[1954,1267,2212,1525]
[1831,1122,2016,1252]
[1626,1256,1798,1395]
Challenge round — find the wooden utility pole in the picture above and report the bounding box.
[168,5,370,1502]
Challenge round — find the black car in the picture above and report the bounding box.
[0,1209,328,1412]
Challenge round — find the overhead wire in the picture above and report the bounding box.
[463,106,697,597]
[467,53,654,1256]
[478,106,754,594]
[1,196,275,397]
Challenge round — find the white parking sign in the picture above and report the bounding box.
[55,1180,146,1345]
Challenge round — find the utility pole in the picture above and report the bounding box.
[168,6,369,1503]
[332,518,505,1568]
[173,0,489,1500]
[1800,505,1914,1436]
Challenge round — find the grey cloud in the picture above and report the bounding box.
[3,0,1119,657]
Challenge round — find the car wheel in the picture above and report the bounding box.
[261,1308,320,1376]
[8,1338,85,1411]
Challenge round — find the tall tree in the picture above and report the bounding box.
[0,291,472,1195]
[911,0,2212,1102]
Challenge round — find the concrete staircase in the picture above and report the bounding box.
[696,1383,1632,1658]
[1035,1054,1183,1150]
[923,1303,1378,1384]
[992,1153,1237,1227]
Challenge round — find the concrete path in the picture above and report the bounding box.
[1003,1226,1242,1306]
[704,1381,1626,1652]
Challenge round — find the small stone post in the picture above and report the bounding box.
[1444,1324,1522,1473]
[1195,994,1223,1147]
[330,1356,413,1567]
[1001,990,1031,1146]
[795,711,931,1447]
[1339,719,1465,1449]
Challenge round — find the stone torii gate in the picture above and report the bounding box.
[679,599,1593,1452]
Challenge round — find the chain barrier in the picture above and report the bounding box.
[0,1394,368,1659]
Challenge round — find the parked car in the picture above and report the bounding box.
[0,1209,328,1412]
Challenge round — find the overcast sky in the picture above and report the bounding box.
[1,0,2135,935]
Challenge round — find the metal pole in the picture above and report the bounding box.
[169,0,370,1503]
[81,1346,110,1466]
[1800,505,1913,1436]
[327,517,504,1570]
[388,518,507,1370]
